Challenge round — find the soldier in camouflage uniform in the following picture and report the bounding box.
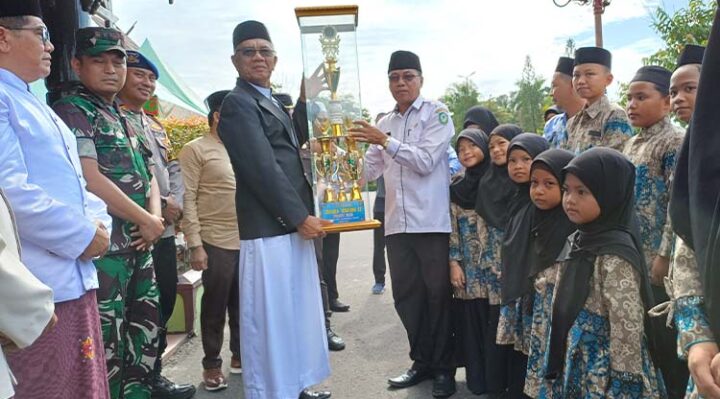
[53,27,164,399]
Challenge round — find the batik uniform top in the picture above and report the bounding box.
[450,203,486,300]
[623,116,684,266]
[564,95,634,154]
[550,255,664,398]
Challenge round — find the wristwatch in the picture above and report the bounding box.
[382,136,391,149]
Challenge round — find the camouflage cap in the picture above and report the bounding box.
[75,27,126,57]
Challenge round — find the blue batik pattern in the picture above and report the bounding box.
[525,264,562,398]
[449,204,486,300]
[480,225,504,305]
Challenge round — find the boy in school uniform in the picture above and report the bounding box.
[564,47,634,154]
[623,65,687,399]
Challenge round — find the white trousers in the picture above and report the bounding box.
[239,232,330,399]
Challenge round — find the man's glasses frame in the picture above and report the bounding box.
[237,47,276,59]
[0,25,51,45]
[388,73,420,83]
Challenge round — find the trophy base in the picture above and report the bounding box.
[322,219,382,233]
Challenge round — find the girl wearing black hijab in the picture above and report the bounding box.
[496,133,549,399]
[461,123,522,397]
[448,129,493,394]
[546,148,664,398]
[523,149,575,398]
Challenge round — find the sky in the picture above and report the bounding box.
[112,0,692,117]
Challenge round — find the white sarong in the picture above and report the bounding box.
[239,232,330,399]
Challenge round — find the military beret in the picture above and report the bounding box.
[126,50,159,78]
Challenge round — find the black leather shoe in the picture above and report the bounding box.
[387,369,432,388]
[327,328,345,351]
[432,373,456,398]
[150,374,197,399]
[298,389,331,399]
[329,299,350,312]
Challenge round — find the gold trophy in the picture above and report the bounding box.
[295,5,380,233]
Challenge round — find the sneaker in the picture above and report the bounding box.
[230,356,242,375]
[372,282,385,295]
[202,368,228,392]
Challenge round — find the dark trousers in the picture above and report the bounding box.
[485,304,512,394]
[507,350,531,399]
[313,237,332,327]
[455,298,487,394]
[372,212,386,284]
[650,285,689,399]
[386,233,453,373]
[322,233,341,301]
[151,236,179,374]
[200,242,241,370]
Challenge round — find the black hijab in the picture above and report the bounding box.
[669,4,720,341]
[501,133,550,304]
[474,124,523,229]
[528,149,576,278]
[463,106,500,132]
[450,129,490,208]
[546,148,654,379]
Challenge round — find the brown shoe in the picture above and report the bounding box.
[203,368,228,392]
[230,356,242,375]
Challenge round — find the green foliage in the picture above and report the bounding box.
[511,56,552,133]
[161,117,208,160]
[644,0,715,69]
[479,94,515,125]
[439,78,481,135]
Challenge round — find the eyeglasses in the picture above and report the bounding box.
[237,47,276,58]
[0,25,51,45]
[388,73,420,83]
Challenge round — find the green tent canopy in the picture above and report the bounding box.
[139,39,207,115]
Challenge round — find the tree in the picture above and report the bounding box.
[511,56,551,133]
[565,38,576,57]
[644,0,715,69]
[440,77,481,135]
[479,94,515,125]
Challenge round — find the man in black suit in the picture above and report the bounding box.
[217,20,331,399]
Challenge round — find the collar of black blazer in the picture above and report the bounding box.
[236,78,298,148]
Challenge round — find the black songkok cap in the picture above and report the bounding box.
[555,57,575,76]
[574,47,612,69]
[0,0,42,18]
[388,50,422,73]
[233,20,272,49]
[676,44,706,69]
[631,65,672,94]
[205,90,231,114]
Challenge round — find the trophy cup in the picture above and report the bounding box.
[296,5,380,233]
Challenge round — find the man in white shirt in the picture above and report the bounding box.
[350,50,456,398]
